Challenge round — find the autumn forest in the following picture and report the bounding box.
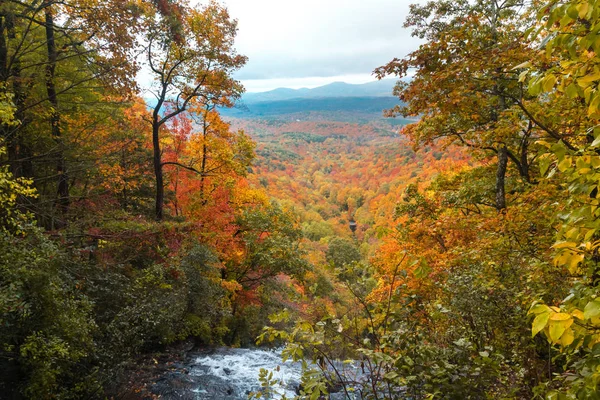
[1,0,600,398]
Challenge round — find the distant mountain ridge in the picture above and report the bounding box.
[241,79,397,103]
[222,96,401,120]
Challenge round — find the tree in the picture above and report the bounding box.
[42,0,69,214]
[146,0,246,220]
[375,0,541,210]
[523,0,600,396]
[0,0,144,226]
[227,202,308,287]
[325,237,362,269]
[191,107,254,200]
[162,106,255,215]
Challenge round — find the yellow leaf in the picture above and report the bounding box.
[549,312,571,321]
[588,94,600,117]
[560,328,575,346]
[568,253,585,272]
[532,312,550,337]
[553,241,578,249]
[529,304,551,315]
[548,318,573,342]
[557,157,572,172]
[577,2,589,19]
[543,75,557,92]
[579,71,600,84]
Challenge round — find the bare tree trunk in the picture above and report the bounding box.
[152,119,164,220]
[199,117,208,201]
[8,14,32,180]
[43,1,69,215]
[496,145,508,210]
[0,15,6,78]
[120,149,128,209]
[519,122,533,183]
[520,142,529,182]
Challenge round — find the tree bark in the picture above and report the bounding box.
[199,113,208,201]
[8,14,33,180]
[496,145,508,211]
[519,140,529,183]
[0,15,6,79]
[44,1,69,215]
[152,120,164,220]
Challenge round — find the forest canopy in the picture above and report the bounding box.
[1,0,600,398]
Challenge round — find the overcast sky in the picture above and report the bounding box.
[220,0,423,92]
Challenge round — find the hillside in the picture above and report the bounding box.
[2,0,600,398]
[240,79,398,103]
[220,96,407,123]
[230,117,469,266]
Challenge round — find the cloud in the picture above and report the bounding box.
[234,40,408,80]
[222,0,423,81]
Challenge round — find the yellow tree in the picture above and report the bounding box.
[375,0,542,210]
[524,0,600,396]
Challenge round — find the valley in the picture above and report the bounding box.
[2,0,599,398]
[230,115,469,262]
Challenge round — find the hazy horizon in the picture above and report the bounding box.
[216,0,424,92]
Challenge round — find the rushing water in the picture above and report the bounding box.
[190,347,302,399]
[149,347,372,399]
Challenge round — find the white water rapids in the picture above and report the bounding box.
[190,347,302,399]
[150,347,382,399]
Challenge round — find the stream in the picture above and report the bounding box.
[148,347,302,399]
[147,347,365,399]
[189,347,301,399]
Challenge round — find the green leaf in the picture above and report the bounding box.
[557,157,572,172]
[566,83,579,98]
[583,300,600,319]
[414,258,431,279]
[518,70,529,83]
[529,303,551,315]
[566,4,579,19]
[577,2,589,19]
[591,135,600,147]
[513,61,532,70]
[539,156,552,176]
[310,389,321,400]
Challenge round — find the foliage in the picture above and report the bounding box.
[252,0,600,398]
[146,0,247,219]
[0,0,307,397]
[325,237,362,269]
[520,0,600,397]
[0,226,96,398]
[0,147,37,233]
[4,0,600,397]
